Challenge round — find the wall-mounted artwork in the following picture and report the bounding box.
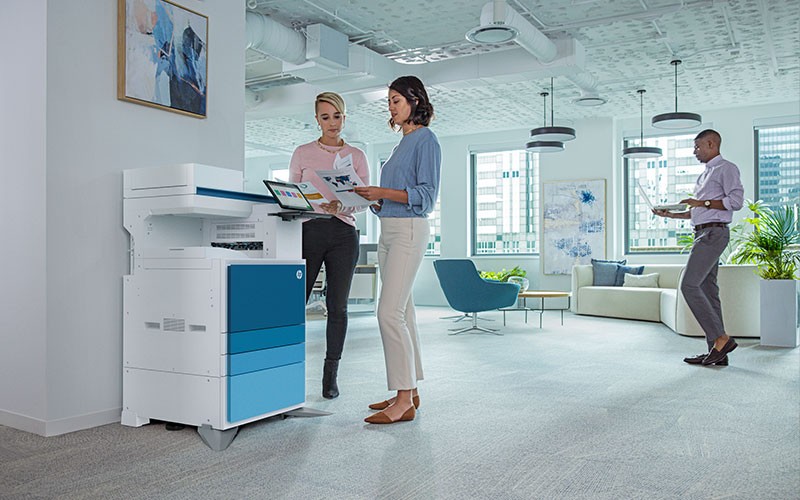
[117,0,208,118]
[542,179,606,275]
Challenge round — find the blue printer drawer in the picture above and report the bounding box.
[228,342,304,376]
[228,264,305,333]
[228,324,304,354]
[228,361,305,423]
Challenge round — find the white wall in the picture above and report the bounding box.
[0,0,245,436]
[0,0,48,434]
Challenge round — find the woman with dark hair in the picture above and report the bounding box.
[354,76,441,424]
[289,91,369,399]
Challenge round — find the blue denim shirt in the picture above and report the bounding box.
[375,127,441,218]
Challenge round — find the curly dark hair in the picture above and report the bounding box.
[388,75,434,130]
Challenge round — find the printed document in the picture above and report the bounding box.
[314,153,371,207]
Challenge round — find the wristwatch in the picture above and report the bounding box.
[703,200,711,207]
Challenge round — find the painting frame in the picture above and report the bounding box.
[117,0,208,118]
[541,179,607,275]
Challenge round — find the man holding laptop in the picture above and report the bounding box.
[653,129,744,366]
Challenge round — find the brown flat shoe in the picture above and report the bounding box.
[364,405,416,424]
[368,395,420,411]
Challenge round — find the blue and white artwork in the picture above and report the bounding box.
[120,0,207,117]
[542,179,606,275]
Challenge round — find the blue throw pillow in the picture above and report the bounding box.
[591,258,626,286]
[614,265,644,286]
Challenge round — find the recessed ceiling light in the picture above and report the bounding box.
[573,94,607,107]
[465,24,519,44]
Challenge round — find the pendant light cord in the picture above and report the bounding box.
[639,90,645,144]
[672,59,681,113]
[550,77,555,127]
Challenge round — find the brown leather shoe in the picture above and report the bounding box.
[364,405,416,424]
[368,395,420,411]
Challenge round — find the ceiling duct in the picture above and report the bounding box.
[245,12,306,65]
[465,1,604,103]
[467,0,557,62]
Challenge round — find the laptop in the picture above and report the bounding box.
[636,181,688,212]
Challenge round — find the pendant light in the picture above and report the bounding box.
[529,77,576,142]
[622,89,662,159]
[651,59,702,129]
[526,90,564,153]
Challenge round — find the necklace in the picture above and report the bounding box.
[316,138,345,153]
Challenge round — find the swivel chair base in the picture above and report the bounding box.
[448,315,503,335]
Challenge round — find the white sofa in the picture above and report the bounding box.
[571,264,759,338]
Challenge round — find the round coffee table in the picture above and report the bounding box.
[501,290,571,328]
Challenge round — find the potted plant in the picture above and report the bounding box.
[479,266,529,291]
[729,200,800,347]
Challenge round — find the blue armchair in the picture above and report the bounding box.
[433,259,521,335]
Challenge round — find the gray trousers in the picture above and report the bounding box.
[680,225,730,347]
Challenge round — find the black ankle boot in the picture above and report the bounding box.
[322,359,340,399]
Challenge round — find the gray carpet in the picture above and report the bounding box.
[1,307,798,499]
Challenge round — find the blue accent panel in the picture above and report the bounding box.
[229,343,305,376]
[228,362,305,422]
[228,324,305,354]
[228,264,306,333]
[196,187,278,204]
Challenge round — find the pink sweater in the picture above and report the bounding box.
[289,141,370,226]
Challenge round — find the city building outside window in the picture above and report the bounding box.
[755,123,800,215]
[625,133,697,253]
[471,149,539,255]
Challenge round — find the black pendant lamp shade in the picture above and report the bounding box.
[623,89,662,159]
[529,78,576,143]
[526,89,565,153]
[651,60,701,129]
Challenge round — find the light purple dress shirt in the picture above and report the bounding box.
[691,154,745,225]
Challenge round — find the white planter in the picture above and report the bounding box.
[759,279,800,348]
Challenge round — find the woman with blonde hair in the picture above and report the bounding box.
[289,91,369,399]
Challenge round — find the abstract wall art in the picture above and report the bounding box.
[541,179,606,275]
[118,0,208,118]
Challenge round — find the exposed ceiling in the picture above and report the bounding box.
[244,0,800,156]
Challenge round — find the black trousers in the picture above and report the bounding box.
[303,217,360,361]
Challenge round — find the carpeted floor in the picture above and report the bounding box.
[1,307,798,499]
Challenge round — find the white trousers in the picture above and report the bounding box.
[377,217,429,391]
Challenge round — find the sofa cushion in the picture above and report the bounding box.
[614,265,644,286]
[623,272,659,288]
[591,259,626,286]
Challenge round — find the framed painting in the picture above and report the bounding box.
[541,179,606,275]
[117,0,208,118]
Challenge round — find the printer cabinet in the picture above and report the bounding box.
[122,259,306,430]
[227,264,305,422]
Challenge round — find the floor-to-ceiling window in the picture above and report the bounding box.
[471,149,539,255]
[624,133,697,253]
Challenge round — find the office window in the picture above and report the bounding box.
[625,133,698,253]
[471,150,539,255]
[755,123,800,212]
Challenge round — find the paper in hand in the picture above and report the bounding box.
[315,162,371,208]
